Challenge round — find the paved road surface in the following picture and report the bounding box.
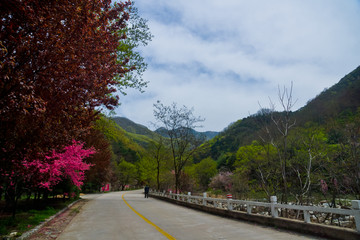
[58,190,325,240]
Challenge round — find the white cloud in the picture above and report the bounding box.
[115,0,360,131]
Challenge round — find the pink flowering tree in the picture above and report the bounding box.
[22,141,95,190]
[1,141,95,217]
[209,171,233,192]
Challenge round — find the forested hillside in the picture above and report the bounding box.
[196,66,360,165]
[110,117,157,148]
[191,66,360,203]
[297,65,360,123]
[112,117,156,138]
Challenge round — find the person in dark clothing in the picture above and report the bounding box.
[144,185,150,198]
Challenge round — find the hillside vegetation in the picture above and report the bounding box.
[89,66,360,208]
[297,66,360,123]
[190,66,360,203]
[196,66,360,164]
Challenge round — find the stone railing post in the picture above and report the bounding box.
[227,193,233,211]
[227,200,233,211]
[203,192,207,206]
[303,210,310,223]
[270,196,278,218]
[247,204,252,214]
[188,192,191,203]
[352,200,360,232]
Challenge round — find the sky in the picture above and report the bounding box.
[113,0,360,132]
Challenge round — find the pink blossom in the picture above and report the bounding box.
[21,140,95,190]
[210,172,233,191]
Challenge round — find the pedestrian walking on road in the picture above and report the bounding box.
[144,185,149,198]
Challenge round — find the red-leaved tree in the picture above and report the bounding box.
[0,0,147,214]
[82,128,113,192]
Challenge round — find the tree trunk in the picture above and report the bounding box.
[175,172,180,194]
[157,165,160,191]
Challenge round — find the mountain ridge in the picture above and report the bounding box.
[154,127,219,140]
[111,116,220,141]
[193,65,360,163]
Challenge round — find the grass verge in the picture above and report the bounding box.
[0,199,76,238]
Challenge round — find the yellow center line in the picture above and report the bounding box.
[122,193,176,240]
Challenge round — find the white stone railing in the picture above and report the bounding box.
[150,191,360,232]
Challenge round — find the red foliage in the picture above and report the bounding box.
[83,128,113,190]
[0,0,133,194]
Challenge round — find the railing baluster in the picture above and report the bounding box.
[304,210,310,223]
[228,199,233,211]
[247,204,252,214]
[270,196,278,218]
[352,200,360,232]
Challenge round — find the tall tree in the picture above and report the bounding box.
[0,0,150,210]
[153,101,204,193]
[82,128,113,193]
[288,126,327,205]
[261,83,297,203]
[115,3,153,95]
[235,141,279,199]
[116,160,138,190]
[147,136,169,190]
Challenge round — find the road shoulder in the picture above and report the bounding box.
[23,199,88,240]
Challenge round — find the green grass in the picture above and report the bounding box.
[0,199,76,237]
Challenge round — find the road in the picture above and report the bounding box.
[58,190,324,240]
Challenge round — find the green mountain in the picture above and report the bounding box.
[112,116,219,142]
[111,117,155,138]
[196,65,360,163]
[110,117,159,148]
[297,65,360,124]
[96,117,145,163]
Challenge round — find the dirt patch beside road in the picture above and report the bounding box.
[25,199,88,240]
